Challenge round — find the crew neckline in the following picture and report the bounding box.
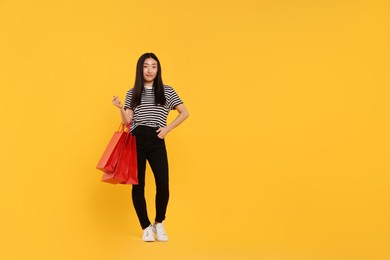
[144,86,153,89]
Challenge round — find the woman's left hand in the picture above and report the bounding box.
[156,127,170,139]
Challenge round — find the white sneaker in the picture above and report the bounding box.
[153,222,168,242]
[142,225,155,242]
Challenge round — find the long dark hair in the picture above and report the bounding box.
[130,52,166,108]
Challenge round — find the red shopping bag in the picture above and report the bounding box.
[96,125,128,173]
[99,127,138,185]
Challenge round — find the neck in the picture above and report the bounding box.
[144,81,154,87]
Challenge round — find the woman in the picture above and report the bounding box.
[112,53,189,242]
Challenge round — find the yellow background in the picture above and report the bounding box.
[1,0,389,259]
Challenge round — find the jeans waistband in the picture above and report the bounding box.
[132,125,159,136]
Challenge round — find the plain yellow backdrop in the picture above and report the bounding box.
[0,0,389,259]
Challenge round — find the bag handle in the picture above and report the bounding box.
[117,123,131,132]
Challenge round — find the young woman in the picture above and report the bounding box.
[112,53,189,242]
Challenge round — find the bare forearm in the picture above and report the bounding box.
[167,108,189,132]
[119,107,133,125]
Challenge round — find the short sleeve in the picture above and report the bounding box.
[124,89,133,110]
[165,86,183,110]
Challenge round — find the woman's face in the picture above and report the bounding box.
[143,58,158,84]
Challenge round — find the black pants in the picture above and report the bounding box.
[131,126,169,229]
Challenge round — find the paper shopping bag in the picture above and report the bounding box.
[101,132,138,185]
[107,133,138,184]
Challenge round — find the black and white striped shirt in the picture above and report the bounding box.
[124,85,183,132]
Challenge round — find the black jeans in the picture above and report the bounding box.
[131,126,169,229]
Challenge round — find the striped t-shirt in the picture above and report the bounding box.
[124,85,183,132]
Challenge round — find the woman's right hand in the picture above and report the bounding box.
[112,96,123,108]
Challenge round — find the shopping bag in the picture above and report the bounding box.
[101,130,138,185]
[96,124,127,173]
